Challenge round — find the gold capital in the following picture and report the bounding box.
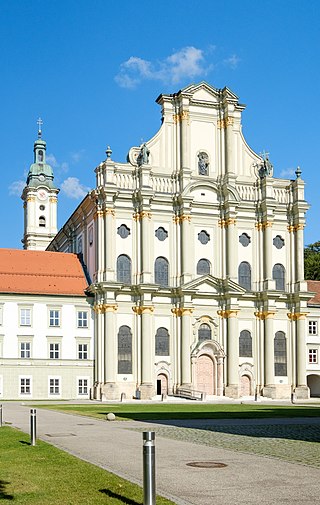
[254,311,275,320]
[103,304,118,313]
[287,312,308,321]
[218,309,238,318]
[132,306,154,315]
[104,209,115,217]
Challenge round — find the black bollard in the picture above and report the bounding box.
[143,431,155,505]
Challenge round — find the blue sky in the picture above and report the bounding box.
[1,0,320,248]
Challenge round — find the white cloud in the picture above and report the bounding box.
[280,168,296,178]
[46,153,59,168]
[224,54,240,69]
[71,150,85,164]
[115,46,209,88]
[9,180,25,196]
[61,177,90,199]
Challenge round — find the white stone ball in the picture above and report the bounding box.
[106,412,116,421]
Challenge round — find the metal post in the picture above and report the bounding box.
[0,404,2,427]
[143,431,155,505]
[30,408,36,446]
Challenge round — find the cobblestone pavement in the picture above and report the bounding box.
[132,423,320,468]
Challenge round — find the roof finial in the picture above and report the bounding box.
[295,166,302,179]
[105,145,112,160]
[37,117,43,138]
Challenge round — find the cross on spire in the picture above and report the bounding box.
[37,117,43,138]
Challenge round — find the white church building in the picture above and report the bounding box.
[38,81,316,401]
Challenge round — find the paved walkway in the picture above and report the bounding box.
[2,402,320,505]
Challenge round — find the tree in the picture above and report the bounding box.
[304,241,320,280]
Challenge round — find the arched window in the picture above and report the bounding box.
[39,215,46,227]
[38,150,44,162]
[154,257,169,286]
[274,331,287,376]
[239,330,252,357]
[155,327,169,355]
[197,259,211,275]
[273,264,285,291]
[238,262,251,290]
[117,255,132,283]
[198,323,212,342]
[118,325,132,374]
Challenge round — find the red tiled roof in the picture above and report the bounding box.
[307,280,320,305]
[0,249,88,296]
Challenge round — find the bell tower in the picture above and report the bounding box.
[21,119,59,250]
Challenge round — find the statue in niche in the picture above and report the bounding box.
[137,143,150,166]
[198,152,209,175]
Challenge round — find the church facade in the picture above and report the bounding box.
[47,82,312,400]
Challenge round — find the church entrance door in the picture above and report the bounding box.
[157,374,168,395]
[240,375,251,396]
[196,354,214,395]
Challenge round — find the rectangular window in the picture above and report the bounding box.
[309,349,318,364]
[78,343,88,360]
[20,342,31,359]
[77,311,88,328]
[20,308,31,326]
[20,377,31,395]
[308,321,318,335]
[0,306,3,325]
[49,343,60,359]
[78,378,88,395]
[49,378,60,395]
[49,310,60,327]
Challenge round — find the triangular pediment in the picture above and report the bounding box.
[181,275,246,295]
[181,81,220,103]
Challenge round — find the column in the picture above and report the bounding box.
[226,219,238,281]
[140,306,154,398]
[225,310,239,398]
[104,209,115,281]
[217,357,224,396]
[180,215,192,283]
[263,312,275,392]
[140,212,152,283]
[295,313,309,398]
[263,222,273,283]
[95,208,104,282]
[225,117,234,173]
[181,308,193,386]
[103,304,117,383]
[295,225,305,282]
[93,302,104,399]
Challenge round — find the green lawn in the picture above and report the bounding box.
[0,426,173,505]
[34,402,320,421]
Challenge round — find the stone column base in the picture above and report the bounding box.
[101,382,120,401]
[139,383,155,400]
[294,385,310,400]
[262,384,291,400]
[91,383,102,400]
[225,385,239,399]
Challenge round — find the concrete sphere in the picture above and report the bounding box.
[106,412,116,421]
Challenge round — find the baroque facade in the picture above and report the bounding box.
[48,82,312,400]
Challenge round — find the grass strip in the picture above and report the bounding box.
[0,426,173,505]
[32,402,320,421]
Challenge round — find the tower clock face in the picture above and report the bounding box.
[37,190,47,201]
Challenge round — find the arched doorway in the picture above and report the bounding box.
[196,354,214,395]
[307,374,320,397]
[156,373,168,395]
[240,374,251,397]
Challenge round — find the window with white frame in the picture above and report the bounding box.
[78,378,88,395]
[77,311,88,328]
[20,308,31,326]
[49,309,60,327]
[20,342,31,359]
[0,305,3,325]
[0,376,2,396]
[49,378,60,395]
[49,343,60,359]
[309,321,318,335]
[78,343,88,360]
[309,349,318,364]
[20,377,31,395]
